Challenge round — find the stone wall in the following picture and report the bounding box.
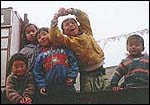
[74,66,124,92]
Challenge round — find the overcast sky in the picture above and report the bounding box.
[1,1,149,40]
[1,1,149,67]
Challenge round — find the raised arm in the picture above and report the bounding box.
[69,8,93,35]
[50,8,92,35]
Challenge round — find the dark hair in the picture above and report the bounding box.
[7,53,28,76]
[36,27,49,37]
[24,23,38,33]
[127,34,144,47]
[23,23,38,46]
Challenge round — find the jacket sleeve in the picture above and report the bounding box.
[49,26,74,48]
[65,49,79,80]
[19,47,28,55]
[22,72,35,98]
[111,61,127,87]
[33,54,47,89]
[6,75,23,104]
[20,47,31,70]
[75,9,93,36]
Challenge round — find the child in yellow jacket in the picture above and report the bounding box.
[49,8,110,93]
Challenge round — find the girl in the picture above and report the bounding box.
[19,23,40,72]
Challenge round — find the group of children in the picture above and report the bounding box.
[4,8,149,104]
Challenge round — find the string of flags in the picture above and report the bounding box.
[97,28,149,50]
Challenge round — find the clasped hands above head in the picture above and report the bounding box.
[53,8,74,20]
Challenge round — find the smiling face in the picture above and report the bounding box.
[37,30,50,47]
[25,25,38,42]
[12,60,27,76]
[127,35,144,57]
[62,18,79,37]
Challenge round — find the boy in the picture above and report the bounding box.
[33,27,78,103]
[111,34,149,104]
[6,53,35,104]
[49,8,110,93]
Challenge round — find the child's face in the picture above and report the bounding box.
[12,60,27,76]
[25,25,37,42]
[62,19,79,37]
[127,38,144,57]
[37,31,50,47]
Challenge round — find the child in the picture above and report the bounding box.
[6,53,35,104]
[49,8,110,93]
[111,34,149,90]
[33,27,78,103]
[111,35,149,103]
[19,23,40,72]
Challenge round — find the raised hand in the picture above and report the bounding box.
[51,8,76,27]
[66,8,73,14]
[57,8,69,17]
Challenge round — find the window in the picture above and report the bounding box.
[1,38,8,49]
[1,14,4,24]
[1,50,7,86]
[1,28,9,37]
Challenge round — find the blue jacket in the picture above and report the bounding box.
[33,47,78,89]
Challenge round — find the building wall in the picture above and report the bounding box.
[9,10,22,57]
[1,7,23,87]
